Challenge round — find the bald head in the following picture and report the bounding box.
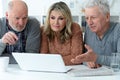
[8,0,28,12]
[6,0,28,32]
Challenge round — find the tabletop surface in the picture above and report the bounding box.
[0,64,120,80]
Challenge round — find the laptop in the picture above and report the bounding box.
[12,52,72,72]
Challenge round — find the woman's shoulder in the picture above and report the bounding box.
[71,22,82,33]
[40,26,46,35]
[72,22,81,28]
[40,26,44,30]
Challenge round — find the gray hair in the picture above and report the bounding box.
[85,0,110,15]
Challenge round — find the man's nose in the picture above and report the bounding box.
[18,19,24,25]
[87,18,93,25]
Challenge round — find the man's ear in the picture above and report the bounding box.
[106,13,110,22]
[5,11,8,19]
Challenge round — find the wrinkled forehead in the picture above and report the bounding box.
[84,6,104,16]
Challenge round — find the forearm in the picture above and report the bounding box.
[0,39,6,55]
[63,55,75,65]
[63,51,83,66]
[96,54,111,66]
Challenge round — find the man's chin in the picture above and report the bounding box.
[90,28,97,33]
[13,28,25,32]
[12,26,25,32]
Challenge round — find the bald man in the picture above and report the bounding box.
[0,0,41,63]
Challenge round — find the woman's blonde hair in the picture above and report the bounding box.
[44,1,73,43]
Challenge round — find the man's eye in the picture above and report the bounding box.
[85,17,88,20]
[23,17,27,20]
[92,17,96,19]
[15,17,19,20]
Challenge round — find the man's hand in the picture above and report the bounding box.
[87,62,102,68]
[71,44,98,65]
[1,31,18,45]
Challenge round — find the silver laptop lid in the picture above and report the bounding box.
[12,52,71,72]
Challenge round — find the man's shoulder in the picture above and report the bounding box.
[0,17,7,29]
[0,17,6,23]
[26,16,40,27]
[27,16,39,23]
[110,22,120,29]
[25,16,40,32]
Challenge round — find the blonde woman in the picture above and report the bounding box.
[40,2,83,65]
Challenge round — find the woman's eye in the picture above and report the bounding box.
[50,16,55,19]
[59,18,64,20]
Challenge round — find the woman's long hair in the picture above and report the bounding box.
[44,1,73,43]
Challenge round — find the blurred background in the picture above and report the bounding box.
[0,0,120,27]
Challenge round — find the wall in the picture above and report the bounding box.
[0,0,3,17]
[22,0,88,25]
[0,0,4,18]
[1,0,87,16]
[1,0,120,25]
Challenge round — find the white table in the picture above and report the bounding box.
[0,64,120,80]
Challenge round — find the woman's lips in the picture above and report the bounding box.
[54,25,60,28]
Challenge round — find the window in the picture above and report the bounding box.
[41,15,80,26]
[0,0,3,18]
